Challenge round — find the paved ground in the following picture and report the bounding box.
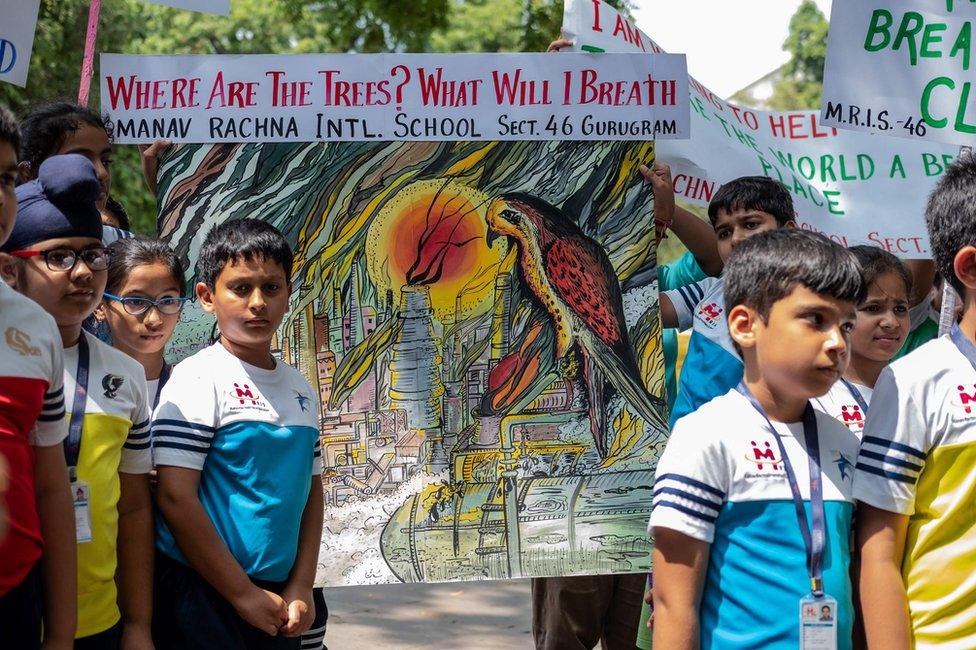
[322,579,534,649]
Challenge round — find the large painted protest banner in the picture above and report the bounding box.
[132,52,669,586]
[101,52,689,143]
[822,0,976,147]
[564,0,958,258]
[0,0,41,88]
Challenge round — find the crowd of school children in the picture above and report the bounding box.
[1,83,975,650]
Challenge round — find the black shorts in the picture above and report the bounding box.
[152,552,300,650]
[75,621,122,650]
[300,588,328,650]
[0,563,42,650]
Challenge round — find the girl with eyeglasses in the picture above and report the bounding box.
[94,237,187,409]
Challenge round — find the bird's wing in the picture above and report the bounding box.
[544,235,630,356]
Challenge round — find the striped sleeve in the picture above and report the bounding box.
[648,417,728,543]
[663,279,706,331]
[30,329,69,447]
[852,367,928,515]
[152,364,217,471]
[120,373,152,474]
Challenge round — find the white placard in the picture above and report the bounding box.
[0,0,41,88]
[145,0,230,15]
[100,52,689,144]
[564,0,957,258]
[821,0,976,146]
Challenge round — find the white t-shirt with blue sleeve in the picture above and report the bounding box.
[664,276,743,425]
[649,389,859,649]
[152,342,323,582]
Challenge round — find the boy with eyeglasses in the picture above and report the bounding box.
[1,154,154,649]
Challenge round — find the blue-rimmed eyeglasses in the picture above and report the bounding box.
[103,292,188,316]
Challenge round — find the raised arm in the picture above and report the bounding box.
[642,162,723,277]
[904,259,936,307]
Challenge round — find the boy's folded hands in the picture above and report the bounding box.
[233,586,289,636]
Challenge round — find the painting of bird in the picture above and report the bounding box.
[484,192,667,455]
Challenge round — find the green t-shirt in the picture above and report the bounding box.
[892,303,938,362]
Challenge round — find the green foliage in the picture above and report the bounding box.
[0,0,633,234]
[767,0,829,111]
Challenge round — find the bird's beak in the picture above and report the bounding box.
[486,228,499,247]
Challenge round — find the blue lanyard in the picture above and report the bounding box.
[736,381,826,597]
[65,332,90,473]
[950,323,976,372]
[152,363,172,409]
[839,378,869,415]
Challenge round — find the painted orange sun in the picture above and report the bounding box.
[366,179,507,322]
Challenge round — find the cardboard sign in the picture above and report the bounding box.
[0,0,41,88]
[100,52,690,143]
[564,0,957,258]
[821,0,976,146]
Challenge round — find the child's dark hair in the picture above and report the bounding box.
[197,218,293,288]
[0,105,19,155]
[848,245,912,300]
[103,195,131,231]
[106,237,187,296]
[19,102,113,176]
[707,176,796,227]
[927,155,976,297]
[724,229,865,320]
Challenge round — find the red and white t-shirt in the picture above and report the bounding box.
[0,281,68,595]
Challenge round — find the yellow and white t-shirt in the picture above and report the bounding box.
[63,332,151,638]
[853,335,976,648]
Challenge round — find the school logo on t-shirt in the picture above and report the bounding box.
[951,383,976,415]
[696,302,724,329]
[227,382,270,411]
[838,404,864,430]
[102,374,124,398]
[5,327,40,357]
[745,440,782,471]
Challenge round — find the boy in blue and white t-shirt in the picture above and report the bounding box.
[152,219,322,649]
[649,230,864,649]
[660,176,797,426]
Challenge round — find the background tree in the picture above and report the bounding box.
[766,0,828,111]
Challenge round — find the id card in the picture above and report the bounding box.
[799,594,838,650]
[71,480,93,544]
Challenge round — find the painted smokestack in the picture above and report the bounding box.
[389,286,445,431]
[490,273,511,362]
